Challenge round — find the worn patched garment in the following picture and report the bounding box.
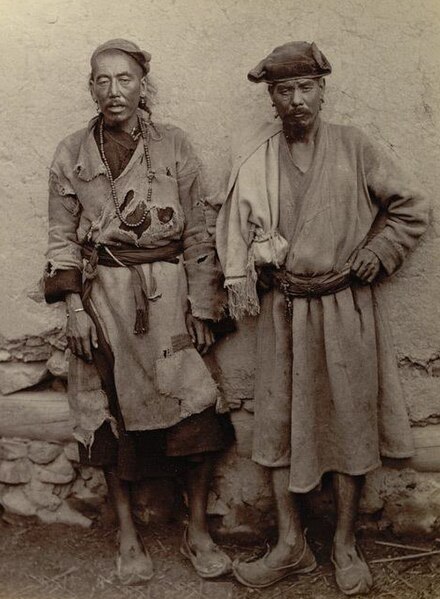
[46,114,226,447]
[217,119,429,493]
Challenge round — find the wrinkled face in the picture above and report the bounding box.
[90,50,146,129]
[270,77,325,131]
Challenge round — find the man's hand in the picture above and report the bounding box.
[66,293,98,363]
[350,248,381,284]
[186,314,214,355]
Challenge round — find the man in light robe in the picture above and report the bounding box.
[45,39,233,585]
[216,42,429,595]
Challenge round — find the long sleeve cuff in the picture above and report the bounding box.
[184,243,227,320]
[44,268,82,304]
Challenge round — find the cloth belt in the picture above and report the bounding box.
[81,241,183,335]
[272,267,353,312]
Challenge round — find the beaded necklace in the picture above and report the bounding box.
[98,115,155,228]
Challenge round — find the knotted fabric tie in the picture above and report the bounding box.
[81,242,182,335]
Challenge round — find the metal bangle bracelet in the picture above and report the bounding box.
[66,307,85,317]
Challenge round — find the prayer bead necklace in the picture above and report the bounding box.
[99,115,155,228]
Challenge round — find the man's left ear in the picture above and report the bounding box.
[140,76,148,95]
[319,78,326,106]
[89,76,97,103]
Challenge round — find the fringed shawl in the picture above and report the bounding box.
[216,122,286,318]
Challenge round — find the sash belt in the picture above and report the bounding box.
[81,241,183,335]
[272,267,353,312]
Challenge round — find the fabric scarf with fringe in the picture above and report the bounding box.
[216,131,285,319]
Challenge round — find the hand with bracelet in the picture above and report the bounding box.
[65,293,98,363]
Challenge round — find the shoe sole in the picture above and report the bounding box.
[180,545,232,579]
[232,558,317,589]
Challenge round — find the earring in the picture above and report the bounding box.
[139,96,148,110]
[271,102,279,119]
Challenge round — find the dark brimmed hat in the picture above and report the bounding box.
[91,38,151,75]
[248,41,331,83]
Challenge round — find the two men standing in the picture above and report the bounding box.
[217,41,429,594]
[45,38,428,595]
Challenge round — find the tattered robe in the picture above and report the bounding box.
[46,114,225,448]
[217,119,429,493]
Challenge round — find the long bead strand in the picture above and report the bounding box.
[99,115,154,228]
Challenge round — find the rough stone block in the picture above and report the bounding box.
[23,479,61,511]
[213,453,273,521]
[83,468,107,496]
[207,492,229,516]
[0,458,31,484]
[37,503,92,528]
[69,477,104,505]
[403,377,440,425]
[0,361,48,395]
[361,467,440,535]
[46,350,68,379]
[53,482,73,500]
[28,440,63,464]
[35,452,75,484]
[63,442,79,462]
[242,400,254,414]
[227,398,242,410]
[0,390,73,443]
[0,439,28,460]
[79,466,94,481]
[1,486,36,516]
[384,485,440,535]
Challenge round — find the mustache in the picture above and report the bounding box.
[286,109,310,118]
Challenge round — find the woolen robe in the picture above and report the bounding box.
[217,119,429,493]
[45,113,226,449]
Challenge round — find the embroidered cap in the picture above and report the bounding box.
[248,41,331,83]
[91,38,151,75]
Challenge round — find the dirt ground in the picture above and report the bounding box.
[0,511,439,599]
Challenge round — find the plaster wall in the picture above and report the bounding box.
[0,0,439,531]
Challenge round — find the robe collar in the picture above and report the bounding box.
[74,111,147,182]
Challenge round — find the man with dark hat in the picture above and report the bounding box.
[217,41,429,594]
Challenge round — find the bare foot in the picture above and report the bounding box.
[265,536,305,569]
[117,532,153,585]
[331,540,373,595]
[333,537,360,569]
[182,526,231,578]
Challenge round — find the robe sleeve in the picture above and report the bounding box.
[44,144,83,304]
[361,135,430,275]
[176,130,226,320]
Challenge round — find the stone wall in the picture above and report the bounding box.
[0,0,439,534]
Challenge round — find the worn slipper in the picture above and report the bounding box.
[232,538,317,589]
[116,533,154,586]
[180,527,232,578]
[331,545,373,596]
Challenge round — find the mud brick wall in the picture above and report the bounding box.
[0,0,439,534]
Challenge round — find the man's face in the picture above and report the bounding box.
[90,50,146,129]
[270,78,324,132]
